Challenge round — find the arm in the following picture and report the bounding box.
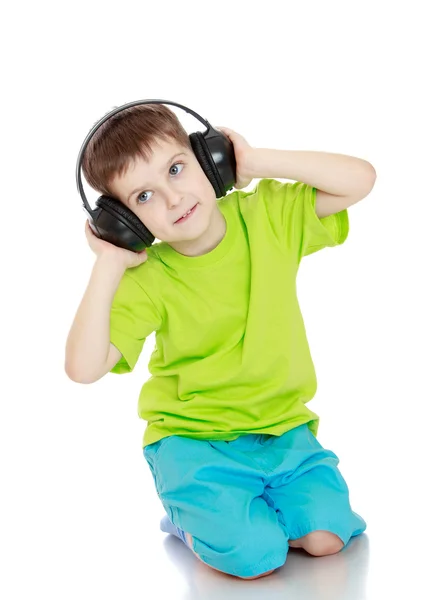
[65,256,126,384]
[245,149,377,218]
[214,128,376,218]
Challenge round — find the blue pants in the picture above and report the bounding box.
[143,424,366,578]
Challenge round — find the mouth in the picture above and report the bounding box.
[174,203,199,224]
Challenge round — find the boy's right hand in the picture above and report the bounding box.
[84,219,148,269]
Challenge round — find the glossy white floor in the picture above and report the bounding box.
[153,529,370,599]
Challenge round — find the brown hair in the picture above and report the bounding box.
[81,103,192,197]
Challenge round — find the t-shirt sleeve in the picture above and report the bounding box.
[257,178,349,262]
[109,271,162,374]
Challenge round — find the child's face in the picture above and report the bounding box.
[109,138,226,256]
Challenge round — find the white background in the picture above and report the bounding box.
[1,1,423,598]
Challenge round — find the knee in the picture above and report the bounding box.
[187,531,287,579]
[301,531,344,556]
[230,534,288,578]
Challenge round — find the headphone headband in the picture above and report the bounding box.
[76,99,212,217]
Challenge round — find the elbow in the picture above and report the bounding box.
[365,162,377,190]
[356,163,377,201]
[64,361,100,384]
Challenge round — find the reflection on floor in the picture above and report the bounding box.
[161,531,370,600]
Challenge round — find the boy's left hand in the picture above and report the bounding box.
[216,126,254,189]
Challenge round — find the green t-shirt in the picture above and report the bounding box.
[109,178,349,448]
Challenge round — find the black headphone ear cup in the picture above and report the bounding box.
[93,196,155,251]
[189,132,224,198]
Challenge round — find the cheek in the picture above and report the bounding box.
[141,209,173,233]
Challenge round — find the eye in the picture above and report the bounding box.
[169,163,183,176]
[136,190,152,204]
[136,162,184,204]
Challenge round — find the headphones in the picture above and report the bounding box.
[76,99,237,252]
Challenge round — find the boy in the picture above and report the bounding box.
[65,103,376,580]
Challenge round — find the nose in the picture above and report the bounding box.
[163,186,184,210]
